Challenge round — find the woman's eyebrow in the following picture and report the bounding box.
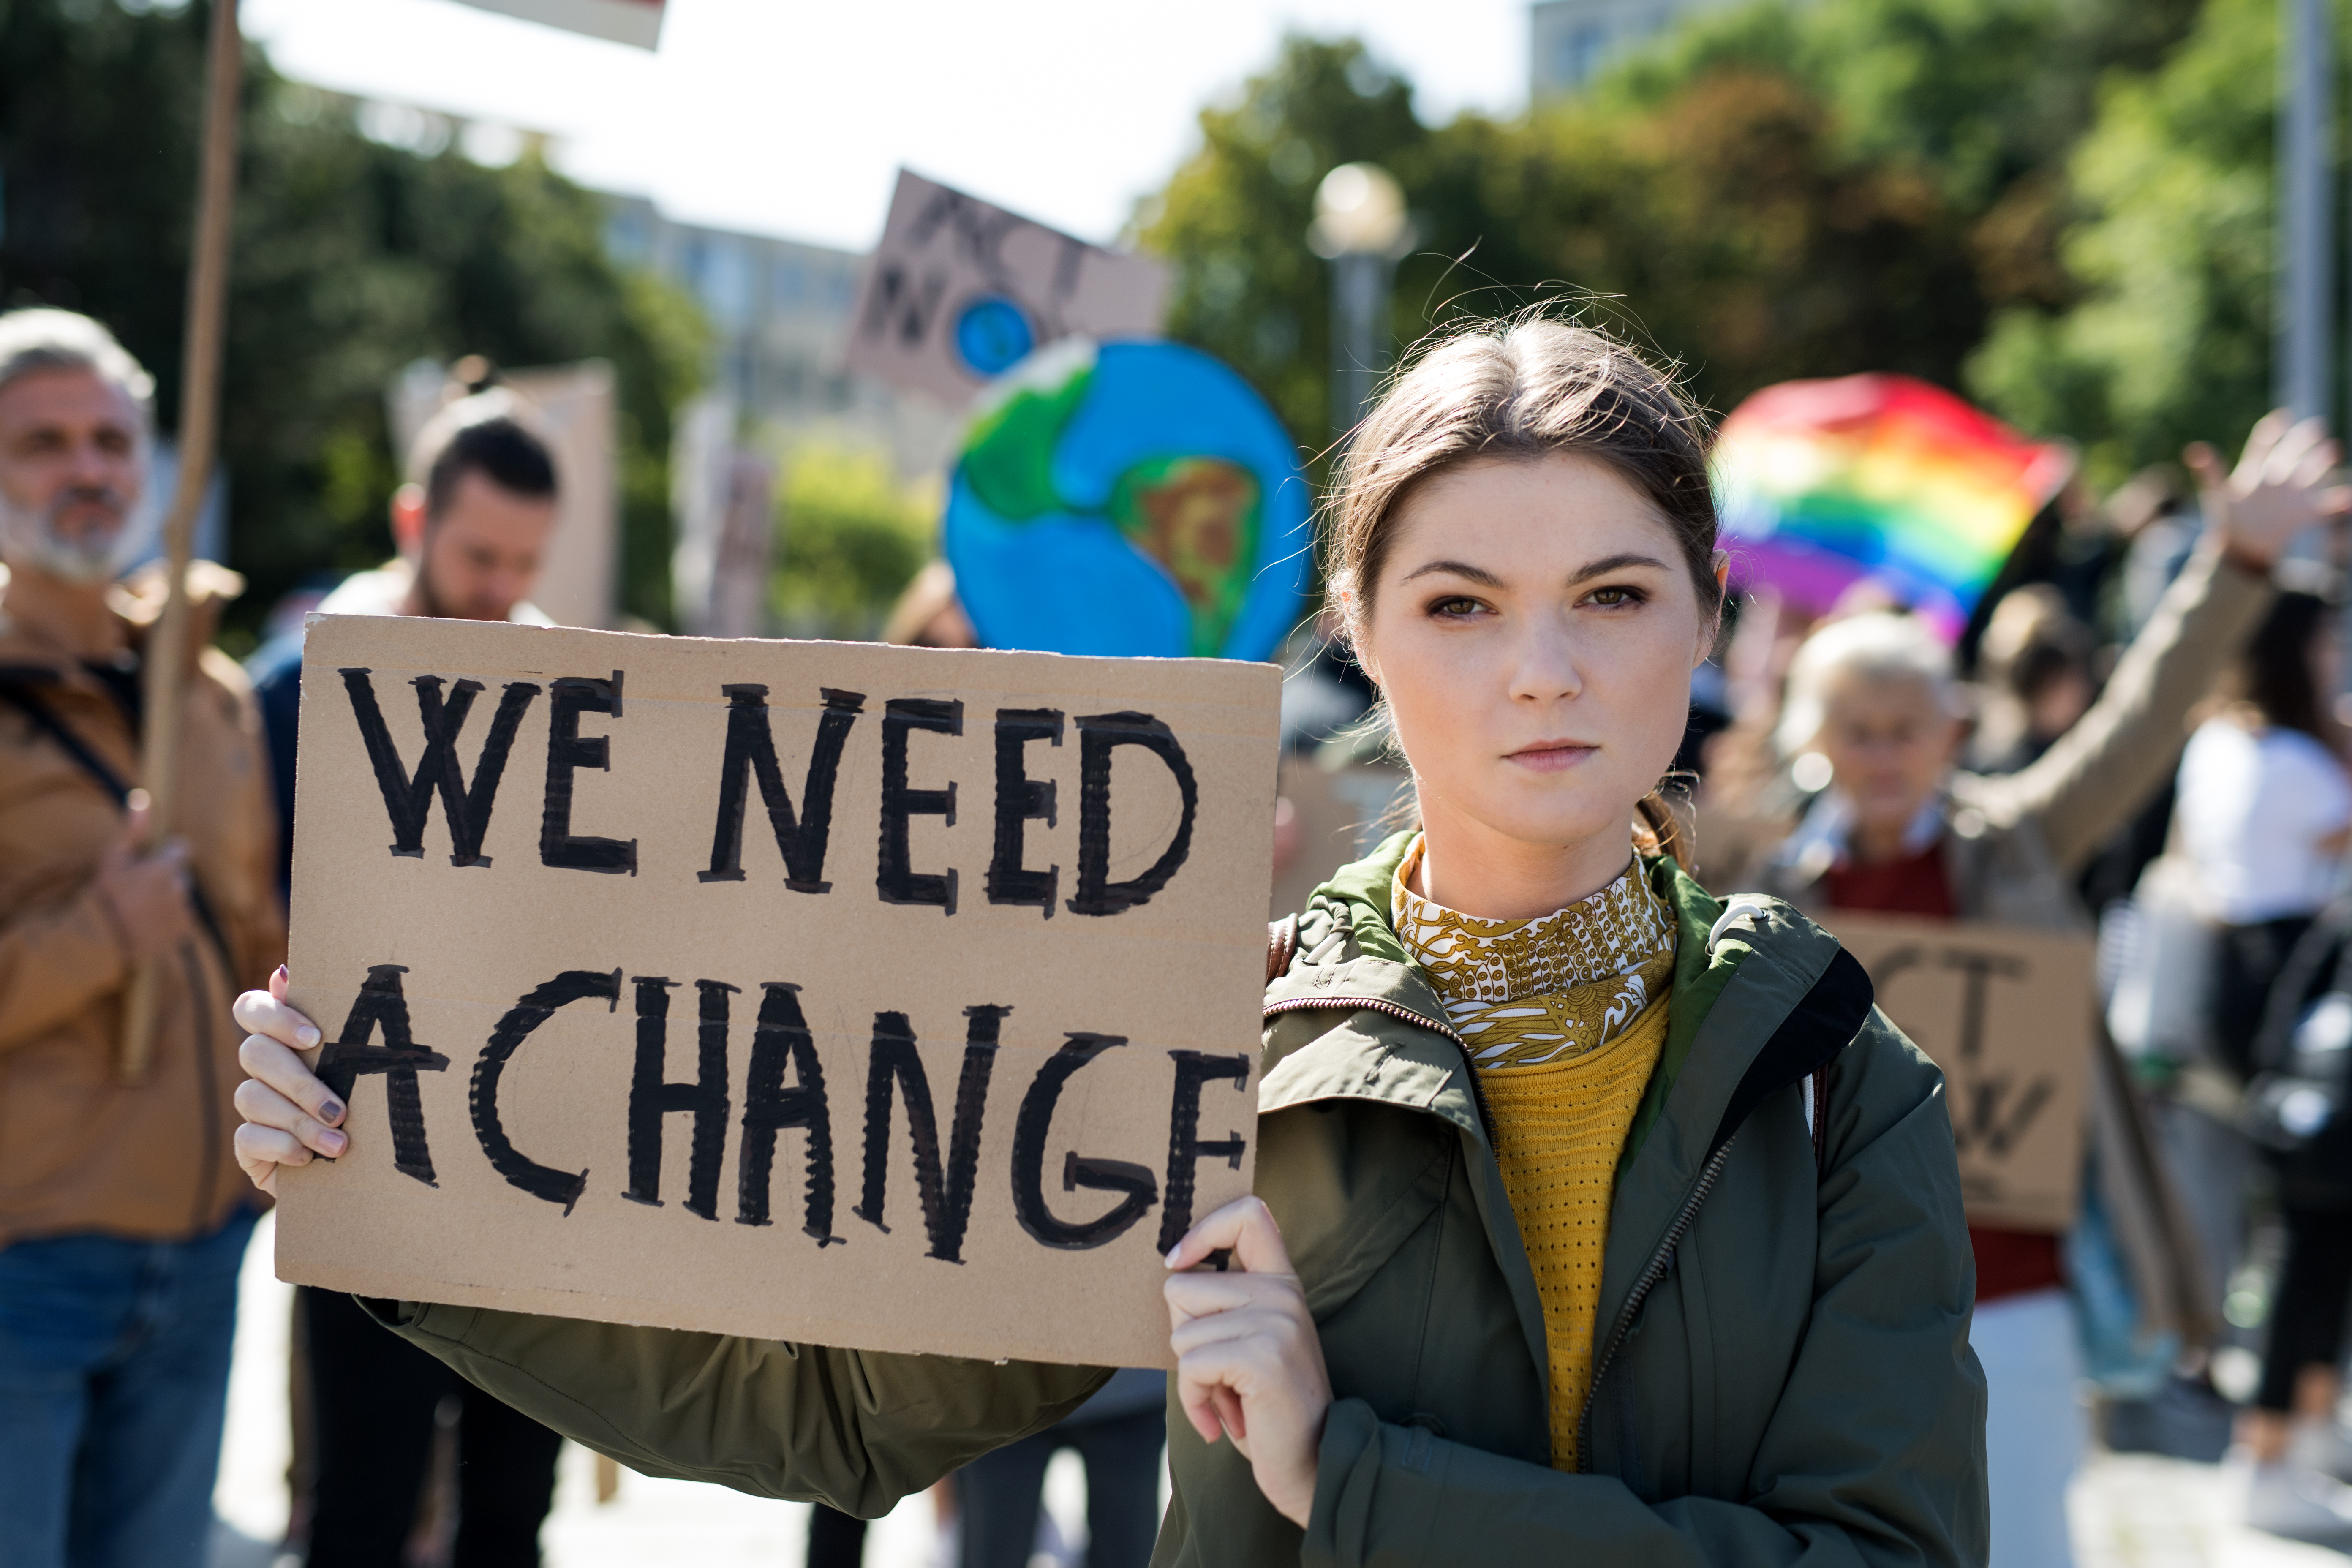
[1399,558,1507,587]
[1569,552,1672,582]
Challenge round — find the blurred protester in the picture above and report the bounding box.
[880,558,979,651]
[958,1369,1168,1568]
[2177,585,2351,1080]
[0,308,283,1566]
[1761,412,2343,1568]
[1970,585,2097,775]
[246,392,566,1568]
[2237,893,2352,1531]
[2170,583,2352,1536]
[247,389,557,891]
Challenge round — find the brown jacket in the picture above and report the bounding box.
[0,564,284,1249]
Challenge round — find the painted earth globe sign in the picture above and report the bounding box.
[943,338,1312,661]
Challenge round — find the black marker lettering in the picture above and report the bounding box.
[877,698,961,913]
[541,672,637,875]
[471,968,621,1214]
[853,1005,1004,1262]
[316,964,449,1185]
[339,668,539,864]
[623,977,733,1220]
[987,708,1062,915]
[1067,712,1198,916]
[1010,1033,1158,1250]
[701,686,865,891]
[1157,1050,1251,1253]
[736,983,838,1243]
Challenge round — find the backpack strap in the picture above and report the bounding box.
[0,678,234,971]
[0,681,131,804]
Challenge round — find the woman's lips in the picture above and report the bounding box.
[1505,742,1598,773]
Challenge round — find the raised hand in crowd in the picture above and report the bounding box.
[2190,410,2352,572]
[92,789,193,964]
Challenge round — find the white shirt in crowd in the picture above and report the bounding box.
[2176,715,2352,925]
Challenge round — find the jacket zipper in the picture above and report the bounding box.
[1260,993,1494,1140]
[1574,1133,1737,1472]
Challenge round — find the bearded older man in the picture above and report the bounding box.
[0,309,283,1568]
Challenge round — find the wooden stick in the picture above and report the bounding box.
[119,0,243,1085]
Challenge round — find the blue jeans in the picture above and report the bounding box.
[0,1208,257,1568]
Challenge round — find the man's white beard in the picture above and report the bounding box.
[0,486,133,585]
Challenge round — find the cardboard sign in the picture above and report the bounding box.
[845,169,1171,405]
[1825,915,2093,1231]
[276,616,1278,1368]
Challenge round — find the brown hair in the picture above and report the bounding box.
[1325,317,1721,858]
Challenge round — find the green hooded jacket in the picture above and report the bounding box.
[369,839,1987,1566]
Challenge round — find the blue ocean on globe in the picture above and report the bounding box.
[942,338,1312,661]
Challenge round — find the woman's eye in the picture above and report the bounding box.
[1428,596,1485,619]
[1584,584,1646,608]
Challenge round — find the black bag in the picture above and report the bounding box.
[2242,901,2352,1206]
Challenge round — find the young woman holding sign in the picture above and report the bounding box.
[242,319,2000,1564]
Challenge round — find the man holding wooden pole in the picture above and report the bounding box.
[0,309,283,1566]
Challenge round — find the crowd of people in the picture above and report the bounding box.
[8,294,2352,1568]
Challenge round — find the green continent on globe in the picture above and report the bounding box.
[959,361,1095,520]
[1108,455,1260,658]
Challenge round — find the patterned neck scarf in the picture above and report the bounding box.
[1391,834,1678,1070]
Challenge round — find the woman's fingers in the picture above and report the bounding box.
[237,1031,345,1130]
[233,1075,347,1158]
[234,1122,320,1195]
[1163,1195,1296,1277]
[232,974,322,1053]
[1165,1268,1301,1326]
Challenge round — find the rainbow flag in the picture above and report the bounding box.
[1713,375,2074,641]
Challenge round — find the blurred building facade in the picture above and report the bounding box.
[601,195,959,477]
[1529,0,1748,96]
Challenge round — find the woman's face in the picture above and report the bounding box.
[1355,452,1719,859]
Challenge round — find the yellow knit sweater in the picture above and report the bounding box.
[1394,837,1675,1470]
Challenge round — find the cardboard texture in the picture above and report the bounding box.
[277,616,1279,1369]
[1824,915,2093,1230]
[845,169,1171,405]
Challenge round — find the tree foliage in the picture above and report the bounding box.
[1967,0,2288,482]
[1137,2,2217,462]
[769,444,937,640]
[0,0,706,635]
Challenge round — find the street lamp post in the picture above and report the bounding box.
[1309,163,1415,443]
[2278,0,2335,425]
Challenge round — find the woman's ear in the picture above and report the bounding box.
[1337,589,1380,686]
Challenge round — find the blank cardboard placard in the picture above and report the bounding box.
[276,616,1278,1368]
[1824,915,2092,1231]
[845,169,1170,405]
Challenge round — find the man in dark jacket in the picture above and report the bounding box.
[247,392,566,1568]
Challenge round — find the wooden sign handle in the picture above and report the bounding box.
[119,0,242,1086]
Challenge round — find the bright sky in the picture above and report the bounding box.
[241,0,1530,254]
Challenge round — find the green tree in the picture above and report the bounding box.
[769,444,936,640]
[1966,0,2286,482]
[0,0,706,636]
[1136,4,2213,447]
[1138,38,1428,453]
